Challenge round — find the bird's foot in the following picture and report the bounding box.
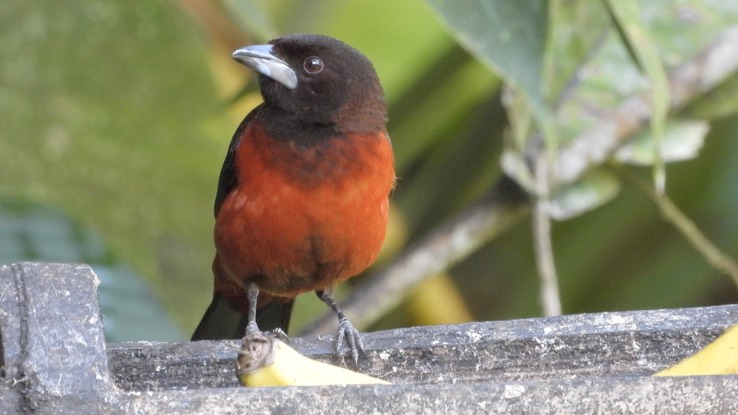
[245,321,260,336]
[335,317,365,365]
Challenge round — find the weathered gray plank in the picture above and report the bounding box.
[2,262,737,415]
[125,376,738,415]
[108,304,734,390]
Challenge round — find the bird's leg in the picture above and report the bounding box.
[316,289,365,364]
[245,282,260,335]
[245,282,288,340]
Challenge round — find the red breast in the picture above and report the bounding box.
[213,121,394,310]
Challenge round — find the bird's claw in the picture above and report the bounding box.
[245,323,289,342]
[266,327,290,342]
[335,317,365,365]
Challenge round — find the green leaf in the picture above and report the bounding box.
[552,1,736,150]
[549,169,621,221]
[615,120,709,165]
[606,0,670,193]
[427,0,561,196]
[545,0,611,106]
[426,0,549,121]
[638,1,738,67]
[424,0,546,101]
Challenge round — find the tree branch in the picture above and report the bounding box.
[532,154,562,316]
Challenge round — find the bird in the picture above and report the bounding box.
[191,34,395,362]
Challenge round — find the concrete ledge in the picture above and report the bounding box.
[2,262,737,414]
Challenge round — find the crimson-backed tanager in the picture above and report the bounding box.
[191,34,395,361]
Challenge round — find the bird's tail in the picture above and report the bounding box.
[191,294,294,340]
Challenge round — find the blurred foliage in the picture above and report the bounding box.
[0,1,223,338]
[1,0,737,340]
[0,199,182,341]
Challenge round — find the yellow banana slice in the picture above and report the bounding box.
[236,332,391,386]
[655,324,738,376]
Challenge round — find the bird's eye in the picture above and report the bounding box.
[303,56,324,74]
